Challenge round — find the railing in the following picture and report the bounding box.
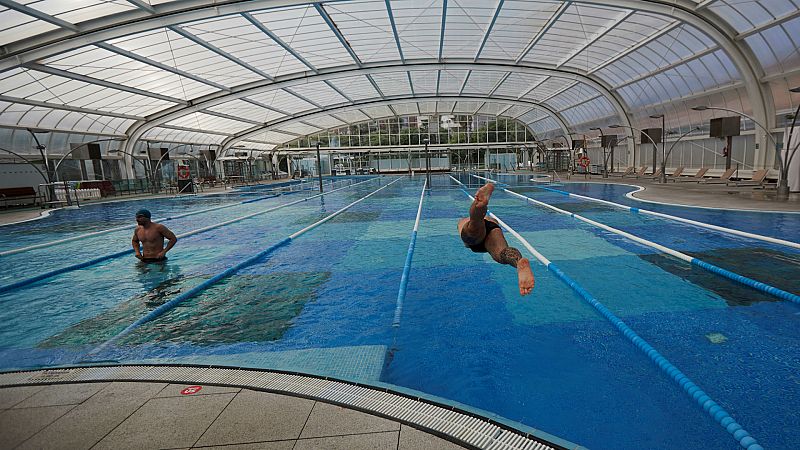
[37,182,80,208]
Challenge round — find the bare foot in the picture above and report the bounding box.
[516,258,535,296]
[474,183,495,208]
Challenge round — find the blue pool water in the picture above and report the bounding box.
[1,174,799,449]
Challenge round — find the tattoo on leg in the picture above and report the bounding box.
[498,247,523,268]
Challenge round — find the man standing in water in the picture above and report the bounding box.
[132,209,177,263]
[457,184,534,296]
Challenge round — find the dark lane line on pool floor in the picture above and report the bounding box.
[0,178,381,296]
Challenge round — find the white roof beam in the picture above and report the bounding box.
[241,12,318,73]
[366,75,387,100]
[0,0,77,32]
[517,76,550,100]
[159,124,232,136]
[587,21,681,75]
[487,72,511,97]
[324,80,353,102]
[736,10,800,40]
[497,104,514,116]
[0,95,143,120]
[474,0,505,61]
[384,0,405,63]
[694,0,718,11]
[539,81,580,104]
[283,87,324,109]
[515,2,571,64]
[315,4,362,67]
[168,26,273,80]
[556,10,634,69]
[126,0,156,14]
[613,46,718,90]
[95,43,230,92]
[24,63,187,105]
[438,0,449,62]
[407,72,416,96]
[458,70,472,95]
[202,110,263,126]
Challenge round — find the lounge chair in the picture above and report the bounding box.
[627,166,648,178]
[671,167,708,182]
[644,168,663,180]
[699,168,735,184]
[665,167,684,180]
[726,169,768,187]
[611,166,634,177]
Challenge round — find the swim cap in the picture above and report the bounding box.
[135,209,151,218]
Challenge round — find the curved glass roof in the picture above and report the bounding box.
[0,0,798,151]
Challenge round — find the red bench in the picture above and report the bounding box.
[0,187,39,208]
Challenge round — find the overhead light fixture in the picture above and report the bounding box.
[609,124,621,128]
[589,127,601,130]
[691,106,708,111]
[790,87,800,93]
[649,114,664,118]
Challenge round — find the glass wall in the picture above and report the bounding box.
[280,115,536,149]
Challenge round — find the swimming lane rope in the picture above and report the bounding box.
[393,178,427,328]
[449,175,762,450]
[531,183,800,250]
[85,177,403,356]
[0,180,324,257]
[471,174,800,305]
[0,177,379,295]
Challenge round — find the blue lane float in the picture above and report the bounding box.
[450,175,762,450]
[393,178,427,328]
[0,178,380,296]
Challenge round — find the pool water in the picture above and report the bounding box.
[1,174,798,449]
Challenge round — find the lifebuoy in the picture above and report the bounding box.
[577,156,590,168]
[177,166,191,180]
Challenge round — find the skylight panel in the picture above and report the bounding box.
[492,73,548,99]
[142,127,226,145]
[417,101,438,114]
[327,75,380,100]
[453,101,482,114]
[250,5,355,69]
[332,109,370,123]
[360,105,394,119]
[436,100,455,113]
[463,70,505,96]
[208,99,285,124]
[108,28,261,88]
[274,122,322,136]
[546,85,601,111]
[518,109,548,124]
[478,0,562,60]
[503,105,532,118]
[437,69,468,94]
[560,97,615,125]
[178,15,307,78]
[523,78,575,102]
[391,102,420,116]
[308,114,345,129]
[258,130,301,143]
[0,8,57,46]
[166,112,253,134]
[289,81,348,107]
[324,0,401,63]
[370,72,412,97]
[391,0,444,59]
[30,0,136,25]
[238,141,276,151]
[248,89,315,115]
[746,22,800,75]
[441,0,496,58]
[478,102,512,116]
[528,117,560,135]
[409,71,438,95]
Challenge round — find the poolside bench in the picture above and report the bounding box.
[671,167,708,182]
[0,187,39,208]
[726,169,768,187]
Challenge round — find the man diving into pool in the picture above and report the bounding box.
[458,183,535,296]
[132,209,177,263]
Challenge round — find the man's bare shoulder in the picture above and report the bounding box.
[155,222,175,235]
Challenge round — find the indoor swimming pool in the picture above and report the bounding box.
[1,174,798,450]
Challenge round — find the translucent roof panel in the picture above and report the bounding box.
[306,114,346,129]
[39,45,217,101]
[708,0,800,33]
[273,122,323,136]
[477,0,563,60]
[492,73,549,99]
[453,101,482,114]
[176,15,307,78]
[744,20,800,76]
[417,101,438,115]
[0,101,133,135]
[107,28,262,88]
[436,69,469,95]
[463,71,507,96]
[391,0,444,59]
[477,102,514,116]
[335,109,371,123]
[0,68,175,116]
[390,102,420,116]
[560,96,616,126]
[238,141,277,151]
[324,0,402,63]
[441,0,497,58]
[142,127,227,145]
[360,105,395,119]
[247,89,315,115]
[370,72,413,97]
[522,78,576,103]
[518,109,549,125]
[546,84,602,111]
[20,0,136,24]
[248,130,299,144]
[0,7,57,46]
[409,71,438,95]
[327,75,381,100]
[207,99,286,124]
[166,112,254,135]
[527,116,562,136]
[249,6,356,70]
[288,81,348,107]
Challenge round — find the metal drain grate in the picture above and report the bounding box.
[0,365,579,450]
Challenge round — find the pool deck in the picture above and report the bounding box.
[0,381,466,449]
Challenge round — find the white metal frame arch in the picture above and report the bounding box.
[217,95,573,152]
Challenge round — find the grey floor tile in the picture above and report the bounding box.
[13,382,109,408]
[0,405,74,448]
[0,385,44,409]
[398,425,467,449]
[293,431,399,450]
[93,392,236,450]
[17,382,167,450]
[155,384,241,398]
[194,390,314,447]
[300,402,399,438]
[192,441,294,449]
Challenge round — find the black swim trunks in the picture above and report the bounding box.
[140,256,167,263]
[463,219,501,253]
